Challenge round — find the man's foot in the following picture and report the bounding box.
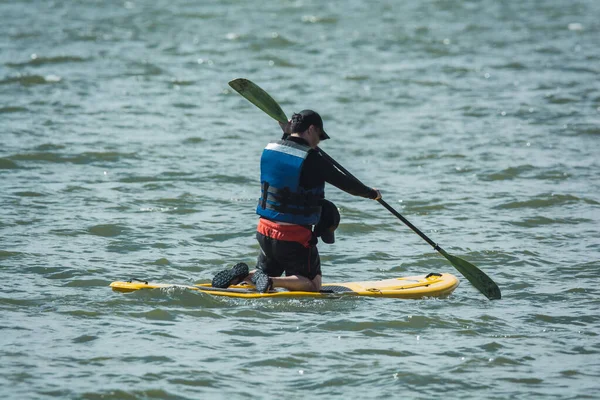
[211,263,249,288]
[251,269,273,293]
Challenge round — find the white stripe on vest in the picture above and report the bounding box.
[265,142,309,159]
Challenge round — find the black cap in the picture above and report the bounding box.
[290,110,330,140]
[314,200,340,244]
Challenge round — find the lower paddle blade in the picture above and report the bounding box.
[228,78,288,123]
[438,249,501,300]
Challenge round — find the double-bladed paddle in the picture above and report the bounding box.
[228,78,501,300]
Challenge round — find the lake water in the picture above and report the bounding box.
[1,0,599,398]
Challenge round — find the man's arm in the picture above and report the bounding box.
[311,152,379,199]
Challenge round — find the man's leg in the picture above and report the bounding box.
[248,270,321,292]
[271,274,322,292]
[273,239,322,292]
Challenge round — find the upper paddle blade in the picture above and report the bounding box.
[228,78,288,123]
[438,249,501,300]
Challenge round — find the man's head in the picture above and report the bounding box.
[290,110,330,148]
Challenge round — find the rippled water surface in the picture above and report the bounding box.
[1,0,599,398]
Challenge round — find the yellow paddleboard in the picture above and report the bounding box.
[110,273,459,299]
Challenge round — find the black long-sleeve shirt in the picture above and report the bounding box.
[285,136,378,200]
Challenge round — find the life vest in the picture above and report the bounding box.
[256,140,324,225]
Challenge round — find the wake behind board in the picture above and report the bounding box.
[110,273,459,299]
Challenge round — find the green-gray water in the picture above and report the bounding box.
[1,1,599,398]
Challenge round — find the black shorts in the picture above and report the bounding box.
[256,231,322,280]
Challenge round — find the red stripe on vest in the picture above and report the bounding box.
[257,218,312,248]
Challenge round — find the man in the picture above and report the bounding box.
[212,110,381,292]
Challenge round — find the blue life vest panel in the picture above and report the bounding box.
[256,140,324,225]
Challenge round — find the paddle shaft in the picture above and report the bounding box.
[317,148,441,251]
[320,147,501,300]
